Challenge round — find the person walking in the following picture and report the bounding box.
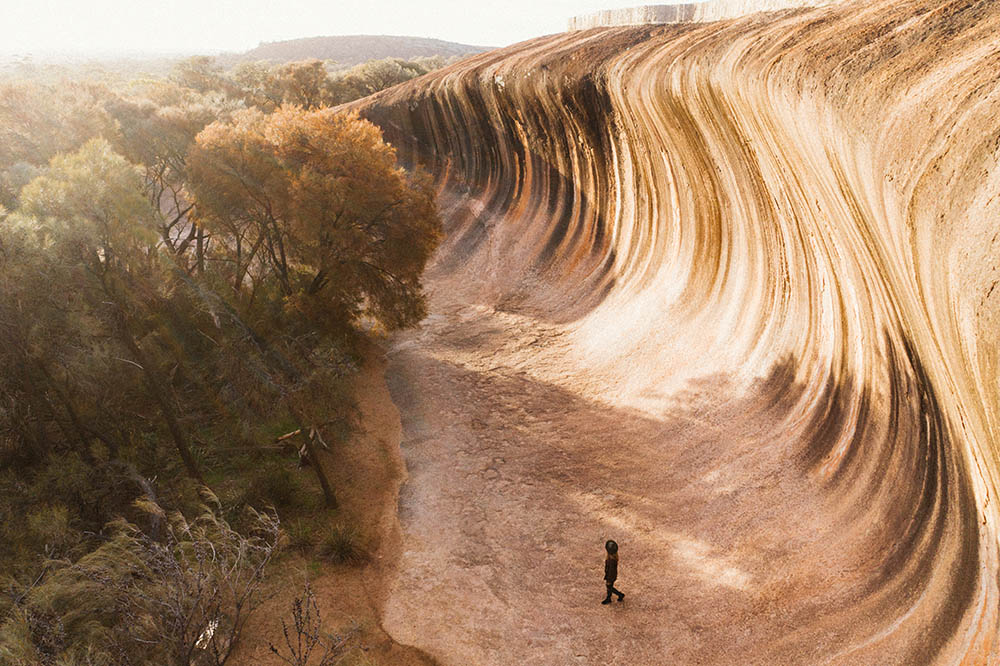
[602,540,625,604]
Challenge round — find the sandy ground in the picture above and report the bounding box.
[234,347,435,666]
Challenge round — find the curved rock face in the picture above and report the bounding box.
[356,1,1000,663]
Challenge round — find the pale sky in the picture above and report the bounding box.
[1,0,651,55]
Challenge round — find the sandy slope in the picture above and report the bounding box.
[354,1,1000,662]
[232,349,434,666]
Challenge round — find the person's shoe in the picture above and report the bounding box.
[617,593,625,602]
[601,598,612,605]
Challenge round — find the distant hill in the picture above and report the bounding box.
[220,35,492,69]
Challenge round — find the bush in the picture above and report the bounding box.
[268,581,357,666]
[244,462,304,511]
[26,505,78,557]
[0,603,67,665]
[317,524,364,565]
[0,494,282,665]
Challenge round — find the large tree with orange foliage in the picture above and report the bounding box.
[186,106,440,506]
[186,106,440,334]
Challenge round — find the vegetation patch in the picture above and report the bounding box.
[0,51,441,662]
[318,524,367,566]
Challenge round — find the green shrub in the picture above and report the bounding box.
[244,461,304,511]
[318,524,365,565]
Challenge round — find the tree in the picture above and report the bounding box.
[230,62,284,111]
[18,139,205,483]
[0,220,101,468]
[330,58,430,101]
[0,80,108,209]
[229,60,337,111]
[186,106,441,505]
[276,60,336,110]
[353,58,426,95]
[103,89,222,268]
[187,105,440,331]
[172,56,231,95]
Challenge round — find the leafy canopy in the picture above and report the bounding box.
[187,106,441,333]
[19,138,159,260]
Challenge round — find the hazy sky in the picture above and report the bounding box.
[1,0,651,55]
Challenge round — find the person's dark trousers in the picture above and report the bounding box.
[603,583,624,603]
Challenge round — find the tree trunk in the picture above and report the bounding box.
[174,283,334,505]
[195,226,205,275]
[288,406,336,507]
[118,319,205,485]
[99,265,206,485]
[35,361,97,466]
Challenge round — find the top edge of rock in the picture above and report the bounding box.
[567,1,835,30]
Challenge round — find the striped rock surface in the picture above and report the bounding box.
[355,1,1000,663]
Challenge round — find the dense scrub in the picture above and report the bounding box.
[0,54,440,663]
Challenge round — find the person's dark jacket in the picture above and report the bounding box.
[604,555,618,583]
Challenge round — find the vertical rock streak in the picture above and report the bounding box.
[359,1,1000,660]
